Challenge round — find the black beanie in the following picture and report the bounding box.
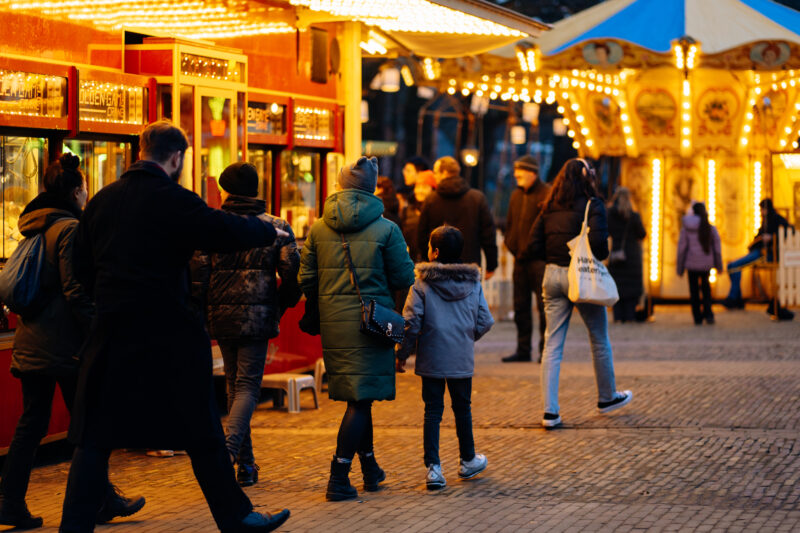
[514,154,539,174]
[219,162,259,197]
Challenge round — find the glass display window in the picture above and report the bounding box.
[326,152,344,201]
[1,136,47,259]
[62,140,131,197]
[247,147,272,207]
[199,94,232,201]
[280,150,319,240]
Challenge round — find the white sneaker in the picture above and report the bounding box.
[458,453,487,479]
[426,464,446,490]
[597,390,633,414]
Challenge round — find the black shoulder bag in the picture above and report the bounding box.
[339,233,405,344]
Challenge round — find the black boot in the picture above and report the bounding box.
[502,352,531,363]
[358,451,386,492]
[0,496,43,529]
[326,456,358,501]
[96,485,146,524]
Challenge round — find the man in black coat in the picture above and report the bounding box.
[503,155,550,363]
[417,156,497,277]
[60,122,291,533]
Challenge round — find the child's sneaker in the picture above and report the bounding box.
[458,453,487,479]
[425,464,446,490]
[597,390,633,414]
[542,412,562,428]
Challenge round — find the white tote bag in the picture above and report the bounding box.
[566,200,620,306]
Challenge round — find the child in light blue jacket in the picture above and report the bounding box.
[397,225,494,490]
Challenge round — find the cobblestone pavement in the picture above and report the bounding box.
[5,305,800,532]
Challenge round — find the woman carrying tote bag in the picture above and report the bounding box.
[524,158,633,429]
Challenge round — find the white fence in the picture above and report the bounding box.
[778,229,800,307]
[482,231,515,321]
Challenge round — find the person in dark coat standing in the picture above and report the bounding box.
[677,202,722,325]
[502,155,551,363]
[606,187,646,323]
[60,122,291,533]
[0,155,143,530]
[299,157,415,502]
[192,162,301,487]
[417,156,498,278]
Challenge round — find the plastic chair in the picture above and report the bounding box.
[261,373,318,413]
[314,358,327,395]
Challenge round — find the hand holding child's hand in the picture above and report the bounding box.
[396,358,406,373]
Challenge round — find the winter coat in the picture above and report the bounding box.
[298,189,415,402]
[607,207,647,300]
[677,214,722,275]
[526,196,609,266]
[401,203,423,262]
[397,262,494,379]
[192,195,301,341]
[417,176,498,272]
[10,193,94,377]
[69,160,277,450]
[505,179,551,260]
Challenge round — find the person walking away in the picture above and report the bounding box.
[193,162,301,487]
[299,156,415,501]
[400,170,436,263]
[677,202,722,325]
[723,198,793,313]
[397,225,494,490]
[0,154,144,530]
[417,156,497,280]
[524,158,633,428]
[61,122,291,533]
[606,187,646,323]
[502,155,550,362]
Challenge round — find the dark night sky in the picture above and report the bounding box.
[488,0,800,23]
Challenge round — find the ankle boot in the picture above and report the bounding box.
[326,456,358,501]
[0,496,43,529]
[358,451,386,492]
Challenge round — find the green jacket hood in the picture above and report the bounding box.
[323,189,385,233]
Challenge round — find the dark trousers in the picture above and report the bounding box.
[219,340,268,465]
[421,377,475,467]
[335,400,374,460]
[60,440,252,533]
[513,259,546,356]
[612,297,638,323]
[688,270,713,324]
[0,372,78,502]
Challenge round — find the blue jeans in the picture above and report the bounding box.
[726,249,762,300]
[219,340,268,465]
[541,264,617,415]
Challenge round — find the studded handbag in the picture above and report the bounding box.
[339,233,405,344]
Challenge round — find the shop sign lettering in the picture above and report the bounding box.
[247,101,285,135]
[293,105,332,141]
[79,81,145,124]
[0,70,66,117]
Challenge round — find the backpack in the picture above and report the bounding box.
[0,219,70,318]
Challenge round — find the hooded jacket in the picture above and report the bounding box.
[397,262,494,379]
[11,192,94,376]
[417,176,498,272]
[677,214,723,275]
[299,189,415,402]
[192,195,301,340]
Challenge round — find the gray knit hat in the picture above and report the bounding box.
[338,156,378,192]
[514,155,539,174]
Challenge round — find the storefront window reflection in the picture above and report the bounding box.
[62,140,130,197]
[248,147,272,207]
[1,136,47,259]
[200,95,231,201]
[280,150,318,239]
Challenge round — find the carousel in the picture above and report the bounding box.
[425,0,800,300]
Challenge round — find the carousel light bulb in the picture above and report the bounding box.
[567,130,575,138]
[579,81,586,89]
[562,117,570,125]
[741,137,748,145]
[746,112,754,120]
[447,87,456,95]
[620,113,629,121]
[557,106,565,113]
[571,103,579,111]
[461,88,470,96]
[623,126,631,134]
[581,128,589,135]
[780,139,787,147]
[572,141,580,149]
[490,92,498,99]
[626,138,634,146]
[682,127,690,135]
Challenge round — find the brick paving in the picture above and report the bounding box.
[3,305,800,532]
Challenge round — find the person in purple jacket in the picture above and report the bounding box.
[677,202,722,325]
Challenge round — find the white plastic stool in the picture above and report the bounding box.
[261,373,318,413]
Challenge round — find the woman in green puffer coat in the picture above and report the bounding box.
[299,156,414,502]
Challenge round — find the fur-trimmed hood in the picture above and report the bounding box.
[414,262,481,301]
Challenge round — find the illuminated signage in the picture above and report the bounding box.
[181,53,244,83]
[0,70,66,118]
[294,105,332,142]
[79,81,145,125]
[247,101,285,136]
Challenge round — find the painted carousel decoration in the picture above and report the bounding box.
[425,0,800,299]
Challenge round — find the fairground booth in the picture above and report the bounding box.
[0,0,543,451]
[426,0,800,304]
